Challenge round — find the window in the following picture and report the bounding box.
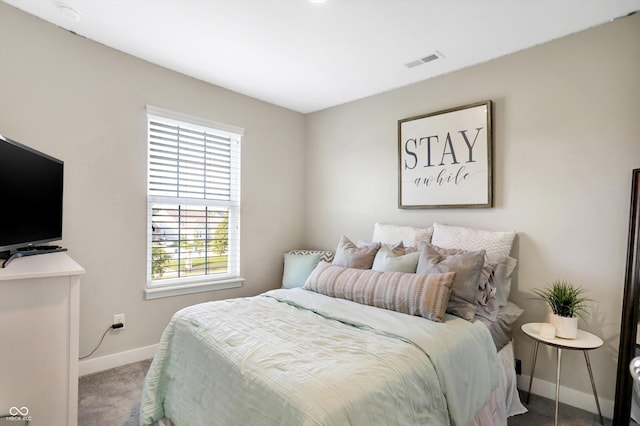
[145,106,243,299]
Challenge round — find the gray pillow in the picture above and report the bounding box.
[332,236,381,269]
[477,301,524,351]
[475,258,499,323]
[490,255,518,306]
[417,243,486,321]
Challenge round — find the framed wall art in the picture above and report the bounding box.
[398,100,493,209]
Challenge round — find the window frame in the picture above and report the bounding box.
[144,106,244,300]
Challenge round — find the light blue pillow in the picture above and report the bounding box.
[371,246,420,273]
[282,252,325,289]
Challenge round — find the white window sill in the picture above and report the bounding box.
[144,277,245,300]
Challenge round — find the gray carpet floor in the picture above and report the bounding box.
[78,359,612,425]
[509,391,611,426]
[78,359,152,426]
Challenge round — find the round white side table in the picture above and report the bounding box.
[521,322,604,426]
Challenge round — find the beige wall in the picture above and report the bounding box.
[2,0,640,414]
[0,3,306,359]
[304,13,640,407]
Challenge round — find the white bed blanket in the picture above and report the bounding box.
[140,288,499,426]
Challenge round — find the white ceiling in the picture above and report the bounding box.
[4,0,640,113]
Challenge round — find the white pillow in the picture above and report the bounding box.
[431,223,516,258]
[372,223,433,248]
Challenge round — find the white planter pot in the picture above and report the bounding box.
[550,314,578,339]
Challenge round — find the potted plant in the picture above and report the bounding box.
[532,280,591,339]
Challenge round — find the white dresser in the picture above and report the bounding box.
[0,252,84,426]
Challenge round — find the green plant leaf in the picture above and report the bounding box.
[531,280,592,320]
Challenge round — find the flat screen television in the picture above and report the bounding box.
[0,134,66,267]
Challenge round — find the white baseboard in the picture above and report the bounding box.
[517,375,613,419]
[79,344,157,376]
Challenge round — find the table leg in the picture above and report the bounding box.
[583,350,604,425]
[555,348,562,426]
[526,341,540,404]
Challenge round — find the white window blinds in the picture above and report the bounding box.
[146,107,242,287]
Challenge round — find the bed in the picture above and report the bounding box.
[140,223,527,426]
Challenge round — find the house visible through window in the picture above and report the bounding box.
[146,106,243,298]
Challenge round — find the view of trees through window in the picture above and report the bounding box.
[151,205,229,280]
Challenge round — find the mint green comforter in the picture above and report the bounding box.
[140,288,498,426]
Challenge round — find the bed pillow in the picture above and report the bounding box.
[476,301,524,351]
[304,262,455,322]
[362,241,405,255]
[431,223,516,258]
[416,243,486,321]
[372,223,433,249]
[490,255,518,306]
[332,236,381,269]
[475,257,499,323]
[282,250,334,289]
[371,245,421,273]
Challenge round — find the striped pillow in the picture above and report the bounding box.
[303,262,455,322]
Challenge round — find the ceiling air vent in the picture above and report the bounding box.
[405,51,444,69]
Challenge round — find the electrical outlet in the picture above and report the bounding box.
[113,313,126,329]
